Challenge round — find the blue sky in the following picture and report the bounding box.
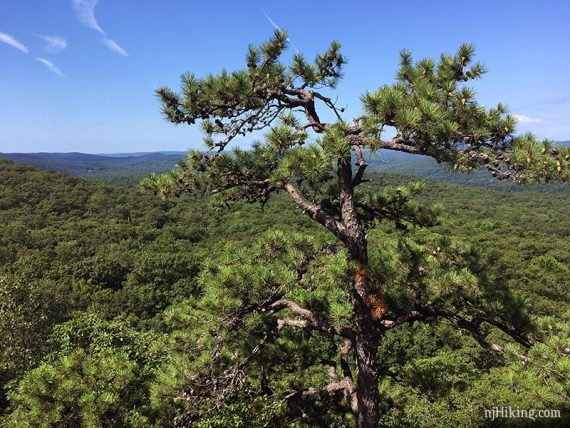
[1,0,569,153]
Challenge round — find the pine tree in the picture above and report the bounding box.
[143,30,570,427]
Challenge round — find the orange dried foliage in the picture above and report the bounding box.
[354,266,388,320]
[367,290,388,320]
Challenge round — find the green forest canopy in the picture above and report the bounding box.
[0,158,568,426]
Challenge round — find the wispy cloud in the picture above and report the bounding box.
[260,9,299,53]
[103,38,128,56]
[72,0,105,34]
[72,0,128,56]
[0,32,29,53]
[513,114,542,124]
[37,35,68,53]
[36,58,66,77]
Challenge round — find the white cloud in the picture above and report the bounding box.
[72,1,128,57]
[103,37,128,56]
[37,35,68,53]
[0,32,29,53]
[513,114,542,124]
[72,0,105,34]
[36,58,66,77]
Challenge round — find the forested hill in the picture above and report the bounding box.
[1,158,569,425]
[0,151,186,184]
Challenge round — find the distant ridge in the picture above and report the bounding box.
[1,141,569,190]
[97,151,186,158]
[0,151,186,177]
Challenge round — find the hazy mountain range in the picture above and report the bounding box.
[1,141,569,190]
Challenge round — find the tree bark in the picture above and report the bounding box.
[337,154,382,428]
[353,288,381,428]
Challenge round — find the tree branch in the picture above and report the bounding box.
[379,305,532,363]
[209,178,273,194]
[271,298,355,340]
[285,377,355,401]
[340,337,354,380]
[445,314,529,362]
[280,182,350,244]
[285,365,358,415]
[347,131,428,156]
[274,300,358,413]
[379,310,425,330]
[175,328,277,425]
[478,315,533,349]
[432,309,532,360]
[376,136,425,155]
[313,90,344,121]
[351,145,368,187]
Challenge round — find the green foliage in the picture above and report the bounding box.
[356,181,441,230]
[360,47,569,183]
[150,230,354,422]
[155,29,346,153]
[1,159,569,426]
[0,273,68,408]
[5,349,143,427]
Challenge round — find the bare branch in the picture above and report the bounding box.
[376,136,424,155]
[340,338,354,380]
[440,311,529,362]
[175,328,277,425]
[379,310,425,330]
[285,377,354,400]
[351,145,368,187]
[280,182,351,244]
[272,298,355,340]
[347,132,429,156]
[272,299,359,414]
[209,179,273,194]
[313,90,344,121]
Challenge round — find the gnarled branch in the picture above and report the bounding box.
[285,377,355,401]
[351,145,368,187]
[271,298,355,340]
[381,306,532,362]
[279,182,351,245]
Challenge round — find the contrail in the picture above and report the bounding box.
[103,38,128,57]
[0,32,29,53]
[72,0,129,56]
[36,58,66,77]
[260,8,299,53]
[72,0,105,35]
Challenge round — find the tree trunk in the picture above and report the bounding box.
[352,265,382,428]
[336,155,383,427]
